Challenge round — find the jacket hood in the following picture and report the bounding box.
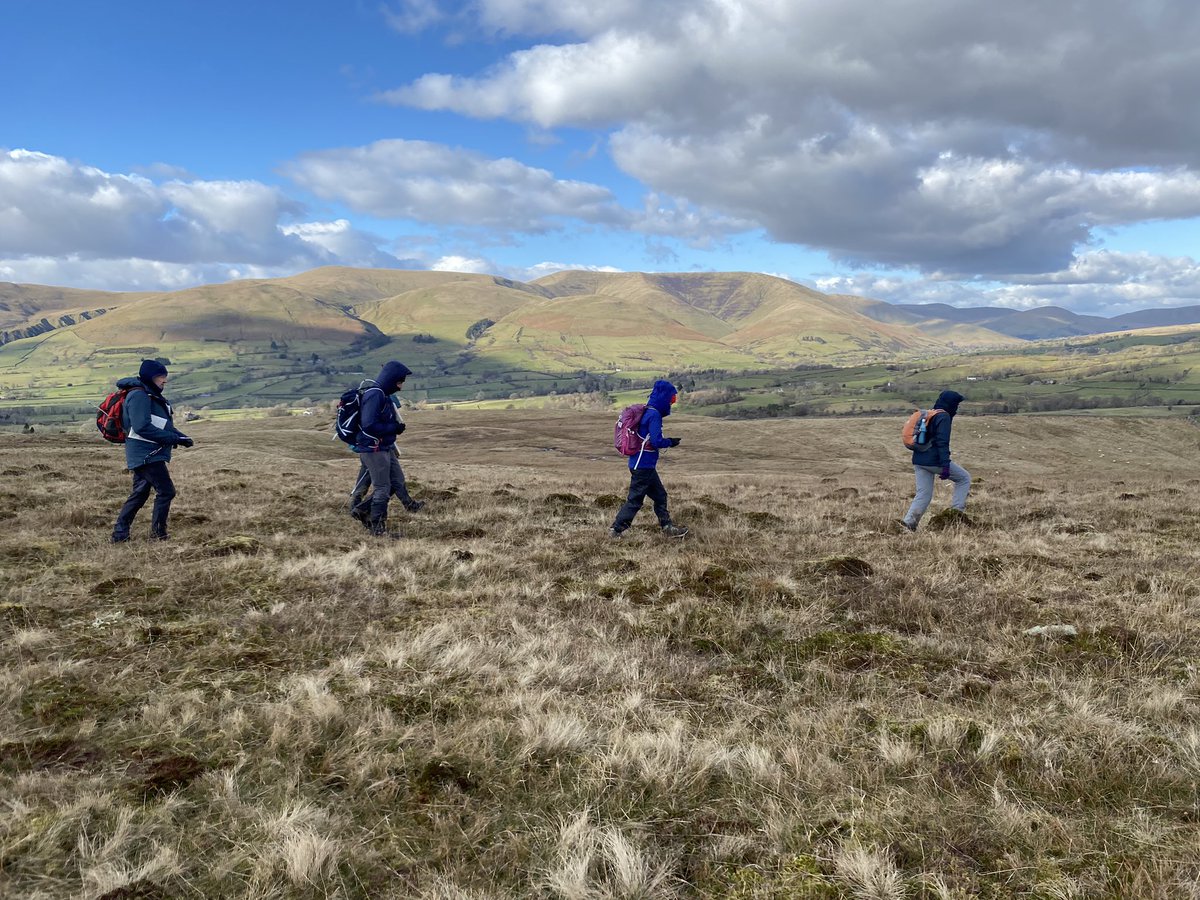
[375,361,413,394]
[935,390,965,417]
[648,379,677,417]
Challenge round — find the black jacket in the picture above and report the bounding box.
[911,390,963,467]
[356,361,412,451]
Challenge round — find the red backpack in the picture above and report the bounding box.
[614,403,649,456]
[96,385,143,443]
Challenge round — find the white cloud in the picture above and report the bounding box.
[431,254,496,274]
[0,149,415,290]
[523,261,624,277]
[0,257,291,292]
[817,251,1200,317]
[382,0,445,33]
[280,219,404,268]
[284,139,627,232]
[381,0,1200,277]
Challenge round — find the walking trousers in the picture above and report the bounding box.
[612,468,671,532]
[903,462,971,527]
[113,461,176,538]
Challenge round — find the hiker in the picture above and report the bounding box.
[900,389,970,532]
[354,361,423,536]
[347,390,422,528]
[609,379,689,539]
[111,359,193,542]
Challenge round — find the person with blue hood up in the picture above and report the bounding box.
[111,359,193,542]
[609,379,689,538]
[355,360,422,537]
[900,389,970,531]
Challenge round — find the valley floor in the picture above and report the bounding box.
[2,412,1199,898]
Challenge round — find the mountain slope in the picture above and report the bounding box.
[8,265,1192,415]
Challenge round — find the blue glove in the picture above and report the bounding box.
[176,436,194,448]
[939,464,950,480]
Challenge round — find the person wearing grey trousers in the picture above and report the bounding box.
[901,390,970,531]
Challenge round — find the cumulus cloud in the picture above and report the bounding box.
[817,251,1200,316]
[381,0,1200,277]
[381,0,445,34]
[431,254,496,274]
[0,149,409,290]
[523,261,624,277]
[0,257,293,293]
[284,139,628,232]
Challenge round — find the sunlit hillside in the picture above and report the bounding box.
[0,268,1022,420]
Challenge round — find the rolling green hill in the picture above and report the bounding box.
[0,267,1021,419]
[5,266,1200,427]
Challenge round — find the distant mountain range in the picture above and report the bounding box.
[1,267,1198,375]
[862,301,1200,341]
[5,267,1200,413]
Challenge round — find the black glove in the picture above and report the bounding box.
[176,437,194,448]
[395,421,406,436]
[668,437,682,447]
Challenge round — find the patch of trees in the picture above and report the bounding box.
[687,387,745,407]
[466,319,495,341]
[411,333,437,344]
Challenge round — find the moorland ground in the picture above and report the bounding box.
[2,411,1199,899]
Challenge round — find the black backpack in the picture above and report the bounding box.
[334,386,363,444]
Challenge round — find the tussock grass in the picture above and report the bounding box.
[2,412,1199,898]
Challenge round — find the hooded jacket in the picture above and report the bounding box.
[118,375,188,469]
[356,361,412,451]
[630,379,677,470]
[911,390,964,468]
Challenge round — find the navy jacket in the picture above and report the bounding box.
[118,376,188,469]
[356,361,412,452]
[911,390,963,468]
[630,380,677,470]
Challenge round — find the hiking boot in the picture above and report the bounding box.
[110,532,130,544]
[350,503,372,529]
[608,527,625,540]
[898,518,917,533]
[661,523,689,538]
[369,516,400,539]
[403,500,425,513]
[150,531,169,541]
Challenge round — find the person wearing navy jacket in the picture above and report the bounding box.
[901,389,970,531]
[609,379,689,538]
[355,360,420,537]
[111,359,192,542]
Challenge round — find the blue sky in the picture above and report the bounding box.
[4,0,1200,315]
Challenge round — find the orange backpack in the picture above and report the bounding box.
[901,408,944,451]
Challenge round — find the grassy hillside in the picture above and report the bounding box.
[7,267,1200,430]
[0,283,151,332]
[2,412,1198,897]
[0,268,1025,422]
[669,325,1200,419]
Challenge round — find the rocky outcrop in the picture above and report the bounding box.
[0,308,107,346]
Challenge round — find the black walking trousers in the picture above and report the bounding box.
[612,468,671,532]
[113,461,176,538]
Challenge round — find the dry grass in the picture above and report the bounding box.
[2,411,1199,898]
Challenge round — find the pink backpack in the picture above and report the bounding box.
[614,403,649,456]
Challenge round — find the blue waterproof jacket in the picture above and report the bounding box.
[629,380,677,470]
[911,390,963,467]
[117,376,188,469]
[356,361,412,452]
